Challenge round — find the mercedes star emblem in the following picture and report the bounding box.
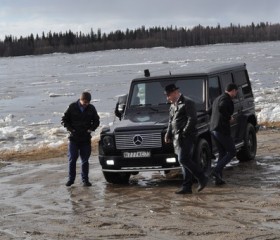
[133,135,143,145]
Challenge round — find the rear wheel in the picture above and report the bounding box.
[236,123,257,162]
[194,138,211,174]
[103,171,131,184]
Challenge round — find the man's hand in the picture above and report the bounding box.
[164,134,171,143]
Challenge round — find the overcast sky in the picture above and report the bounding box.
[1,0,280,40]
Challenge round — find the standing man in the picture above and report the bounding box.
[210,83,238,185]
[164,84,208,194]
[61,92,100,187]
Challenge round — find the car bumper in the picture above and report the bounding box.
[99,153,181,172]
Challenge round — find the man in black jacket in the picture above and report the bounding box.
[210,83,238,185]
[61,92,100,187]
[164,84,208,194]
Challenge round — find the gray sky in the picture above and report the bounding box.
[1,0,279,40]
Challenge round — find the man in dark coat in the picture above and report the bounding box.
[164,84,208,194]
[61,92,100,187]
[210,83,238,185]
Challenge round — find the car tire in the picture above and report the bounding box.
[194,138,212,174]
[103,172,131,184]
[236,123,257,162]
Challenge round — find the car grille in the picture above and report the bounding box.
[115,131,162,150]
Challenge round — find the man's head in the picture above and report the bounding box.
[80,91,91,107]
[225,83,238,98]
[164,84,180,103]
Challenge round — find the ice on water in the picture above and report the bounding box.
[1,41,280,154]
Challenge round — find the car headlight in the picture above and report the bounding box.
[102,135,115,148]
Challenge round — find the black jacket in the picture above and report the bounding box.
[61,100,100,143]
[166,95,197,149]
[210,92,234,135]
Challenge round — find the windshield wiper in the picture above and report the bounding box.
[131,103,151,107]
[149,107,159,112]
[130,104,160,112]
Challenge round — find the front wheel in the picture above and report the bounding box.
[236,123,257,162]
[102,171,131,184]
[194,138,211,174]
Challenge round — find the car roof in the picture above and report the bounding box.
[132,63,246,82]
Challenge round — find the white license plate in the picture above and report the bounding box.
[123,151,151,158]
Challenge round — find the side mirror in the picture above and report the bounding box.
[115,94,128,120]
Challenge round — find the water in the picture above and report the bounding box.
[0,41,280,154]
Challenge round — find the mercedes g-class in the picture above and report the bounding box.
[99,63,258,184]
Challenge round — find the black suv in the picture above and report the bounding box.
[99,63,258,184]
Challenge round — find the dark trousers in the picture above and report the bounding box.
[177,136,205,189]
[68,141,91,183]
[211,131,236,175]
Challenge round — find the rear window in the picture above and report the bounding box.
[233,70,253,98]
[233,70,248,86]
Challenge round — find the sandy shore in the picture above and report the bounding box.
[0,128,280,240]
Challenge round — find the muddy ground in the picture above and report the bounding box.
[0,129,280,240]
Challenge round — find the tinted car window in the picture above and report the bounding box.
[233,70,247,86]
[176,78,204,103]
[130,82,167,106]
[208,76,221,105]
[233,70,253,98]
[220,73,233,89]
[129,78,205,110]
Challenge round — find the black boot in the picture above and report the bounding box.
[211,169,223,181]
[175,187,192,194]
[65,180,74,187]
[211,169,226,185]
[197,175,208,192]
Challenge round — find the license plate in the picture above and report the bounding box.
[123,151,151,158]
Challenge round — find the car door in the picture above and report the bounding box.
[219,72,241,143]
[232,69,254,142]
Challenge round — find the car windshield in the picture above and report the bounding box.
[129,78,205,111]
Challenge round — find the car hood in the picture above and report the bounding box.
[112,112,169,132]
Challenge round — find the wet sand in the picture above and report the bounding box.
[1,129,280,239]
